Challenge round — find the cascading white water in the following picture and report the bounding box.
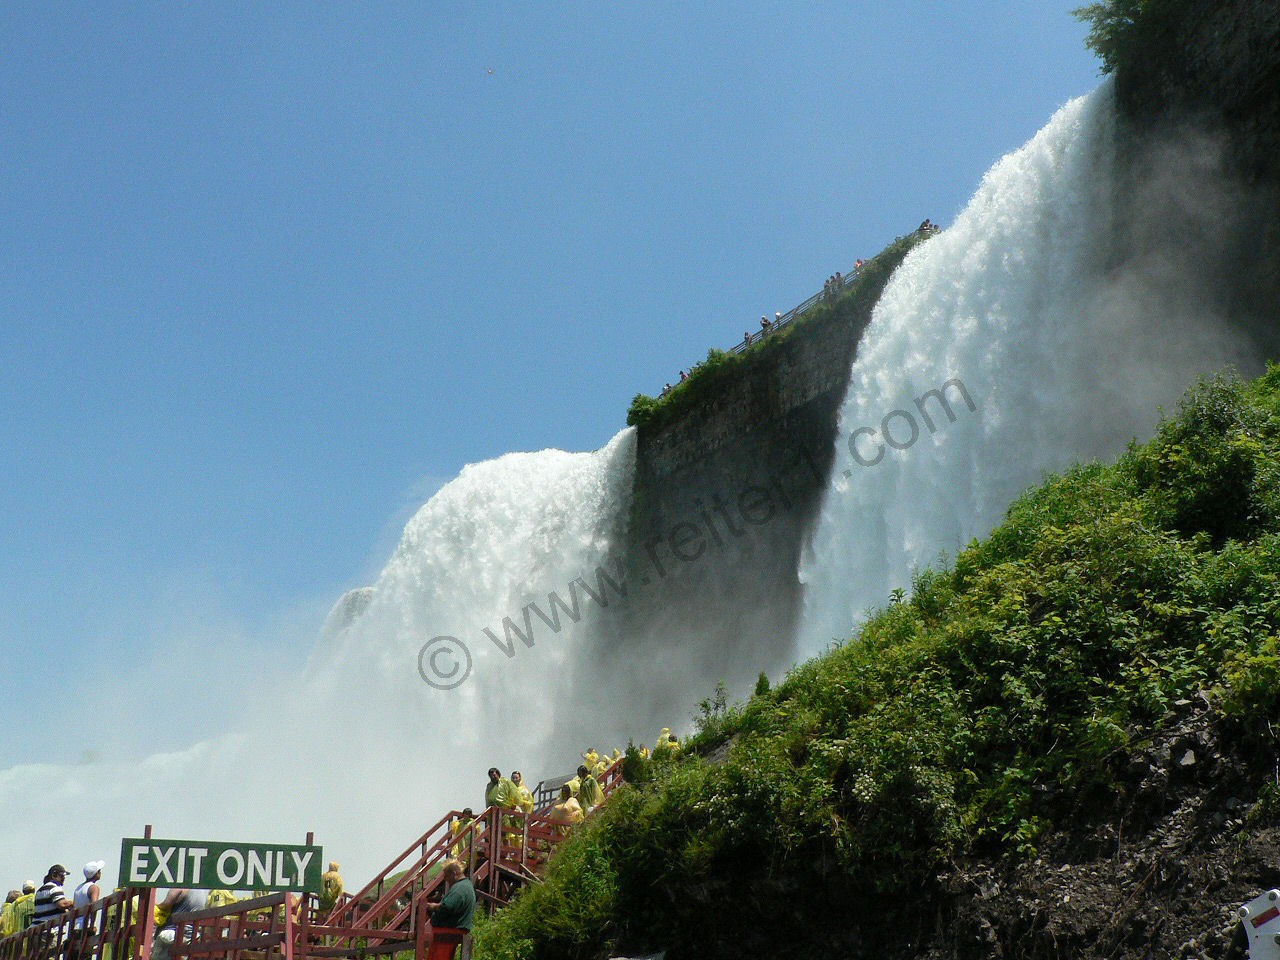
[312,427,636,750]
[799,82,1252,652]
[0,430,636,882]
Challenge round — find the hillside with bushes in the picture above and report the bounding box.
[473,367,1280,959]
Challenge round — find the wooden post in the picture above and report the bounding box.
[281,894,296,960]
[415,895,429,960]
[136,824,156,960]
[488,808,500,904]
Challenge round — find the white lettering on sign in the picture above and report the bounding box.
[290,851,313,881]
[150,846,177,884]
[188,848,208,880]
[130,847,148,884]
[247,850,271,888]
[217,850,245,886]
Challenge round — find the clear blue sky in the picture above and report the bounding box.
[1,3,1098,762]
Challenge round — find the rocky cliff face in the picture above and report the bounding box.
[598,0,1280,733]
[1117,0,1280,182]
[584,254,907,722]
[1107,0,1280,393]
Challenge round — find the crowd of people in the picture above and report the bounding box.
[659,248,891,397]
[453,733,682,847]
[0,730,685,953]
[1,862,106,939]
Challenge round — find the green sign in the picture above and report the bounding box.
[119,838,323,893]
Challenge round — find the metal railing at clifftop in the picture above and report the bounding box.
[658,257,871,398]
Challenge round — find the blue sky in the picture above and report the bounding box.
[1,3,1098,762]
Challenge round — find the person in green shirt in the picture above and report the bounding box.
[425,861,475,932]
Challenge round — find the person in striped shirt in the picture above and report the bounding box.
[32,865,72,926]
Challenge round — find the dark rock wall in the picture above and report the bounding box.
[1117,0,1280,182]
[1111,0,1280,363]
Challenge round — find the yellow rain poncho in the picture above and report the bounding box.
[206,890,237,909]
[548,786,584,835]
[485,776,519,810]
[655,727,681,757]
[578,772,603,811]
[319,862,344,911]
[450,815,477,861]
[513,781,535,814]
[10,893,34,933]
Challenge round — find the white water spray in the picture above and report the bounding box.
[0,430,635,883]
[799,84,1253,651]
[313,428,636,748]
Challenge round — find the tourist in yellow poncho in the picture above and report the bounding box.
[654,727,681,757]
[484,767,519,809]
[0,890,20,938]
[510,771,535,813]
[319,862,344,913]
[574,764,603,811]
[450,808,478,861]
[206,889,237,909]
[548,784,584,835]
[9,883,36,934]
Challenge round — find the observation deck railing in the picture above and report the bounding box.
[658,259,869,398]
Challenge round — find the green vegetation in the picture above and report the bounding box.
[626,232,932,432]
[1072,0,1194,75]
[476,366,1280,958]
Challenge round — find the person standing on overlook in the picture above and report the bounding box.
[575,764,603,812]
[320,862,343,913]
[0,891,20,937]
[9,882,36,932]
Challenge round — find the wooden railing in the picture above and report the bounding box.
[0,760,625,960]
[0,887,146,960]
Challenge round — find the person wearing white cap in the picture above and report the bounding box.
[73,862,104,929]
[66,862,103,959]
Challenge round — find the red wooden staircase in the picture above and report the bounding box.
[0,759,626,960]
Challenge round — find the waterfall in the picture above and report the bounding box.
[312,427,636,753]
[0,430,636,882]
[799,82,1255,652]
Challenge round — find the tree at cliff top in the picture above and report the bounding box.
[1073,0,1198,75]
